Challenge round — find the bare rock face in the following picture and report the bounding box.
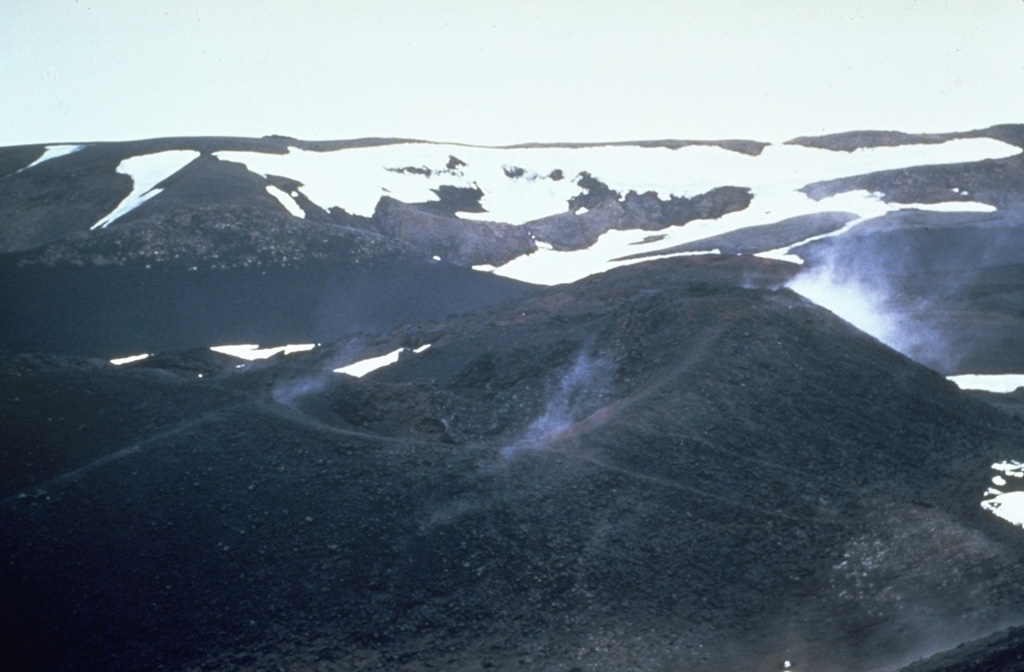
[370,196,536,267]
[526,183,753,251]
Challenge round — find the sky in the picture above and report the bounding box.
[3,0,1024,147]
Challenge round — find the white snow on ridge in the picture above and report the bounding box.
[898,201,996,213]
[109,353,150,365]
[215,138,1018,225]
[18,144,85,172]
[947,374,1024,393]
[491,233,723,285]
[91,150,200,230]
[265,185,305,218]
[210,343,316,360]
[994,461,1024,478]
[333,344,430,378]
[213,138,1018,286]
[491,190,886,284]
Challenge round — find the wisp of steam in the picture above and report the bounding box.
[787,253,957,373]
[271,373,332,405]
[502,353,608,459]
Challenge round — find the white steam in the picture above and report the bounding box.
[787,253,956,372]
[502,353,608,459]
[271,375,331,405]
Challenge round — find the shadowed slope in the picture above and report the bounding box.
[3,256,1023,671]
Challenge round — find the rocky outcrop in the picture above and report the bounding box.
[370,197,536,267]
[802,153,1024,210]
[525,183,753,251]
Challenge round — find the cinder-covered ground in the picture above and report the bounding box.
[4,257,1024,671]
[4,130,1024,670]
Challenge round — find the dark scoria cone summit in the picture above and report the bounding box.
[3,129,1024,671]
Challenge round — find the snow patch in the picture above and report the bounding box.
[210,343,316,360]
[492,220,726,284]
[91,150,200,229]
[109,353,150,365]
[265,185,305,218]
[994,461,1024,478]
[333,344,430,377]
[896,200,996,213]
[947,374,1024,393]
[755,248,805,265]
[18,144,85,172]
[982,461,1024,528]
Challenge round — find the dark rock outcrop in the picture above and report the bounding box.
[369,197,535,267]
[614,211,858,260]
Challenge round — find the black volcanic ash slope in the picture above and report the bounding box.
[0,136,758,359]
[898,625,1024,672]
[0,153,535,357]
[0,224,532,358]
[6,128,1024,376]
[0,139,541,358]
[3,256,1023,672]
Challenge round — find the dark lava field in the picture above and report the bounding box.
[3,130,1024,671]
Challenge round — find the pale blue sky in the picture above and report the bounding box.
[3,0,1024,147]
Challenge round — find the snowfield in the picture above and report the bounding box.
[213,138,1018,286]
[215,138,1018,225]
[91,150,200,229]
